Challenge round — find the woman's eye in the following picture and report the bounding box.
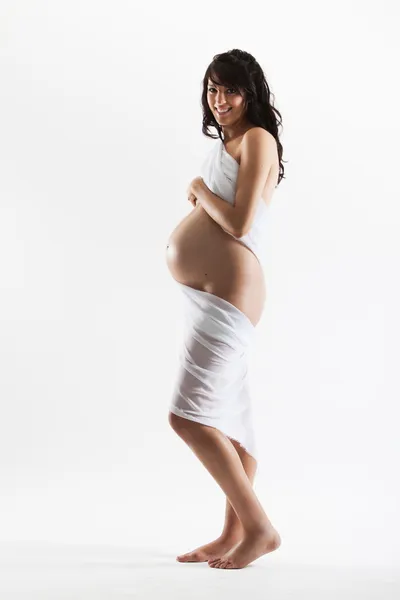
[208,88,235,93]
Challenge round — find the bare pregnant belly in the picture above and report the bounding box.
[165,205,266,327]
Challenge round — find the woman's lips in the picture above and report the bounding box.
[216,108,232,115]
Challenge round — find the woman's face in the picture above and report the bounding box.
[207,79,247,125]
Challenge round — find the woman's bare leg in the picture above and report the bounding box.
[170,412,280,564]
[219,439,257,540]
[176,438,257,562]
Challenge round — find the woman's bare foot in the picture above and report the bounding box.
[176,533,242,563]
[208,525,281,569]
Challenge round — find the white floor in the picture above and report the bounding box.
[0,543,398,599]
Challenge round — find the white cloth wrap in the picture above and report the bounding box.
[169,283,258,461]
[200,138,269,266]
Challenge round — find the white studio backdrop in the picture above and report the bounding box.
[0,0,399,570]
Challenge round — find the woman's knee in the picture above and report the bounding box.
[168,410,188,433]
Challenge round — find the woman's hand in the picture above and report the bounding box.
[186,176,204,207]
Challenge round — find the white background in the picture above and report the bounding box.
[1,0,399,575]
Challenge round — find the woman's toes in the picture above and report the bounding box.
[208,558,220,567]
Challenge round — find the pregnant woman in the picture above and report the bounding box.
[166,49,286,570]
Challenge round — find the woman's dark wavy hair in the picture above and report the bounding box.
[201,49,286,186]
